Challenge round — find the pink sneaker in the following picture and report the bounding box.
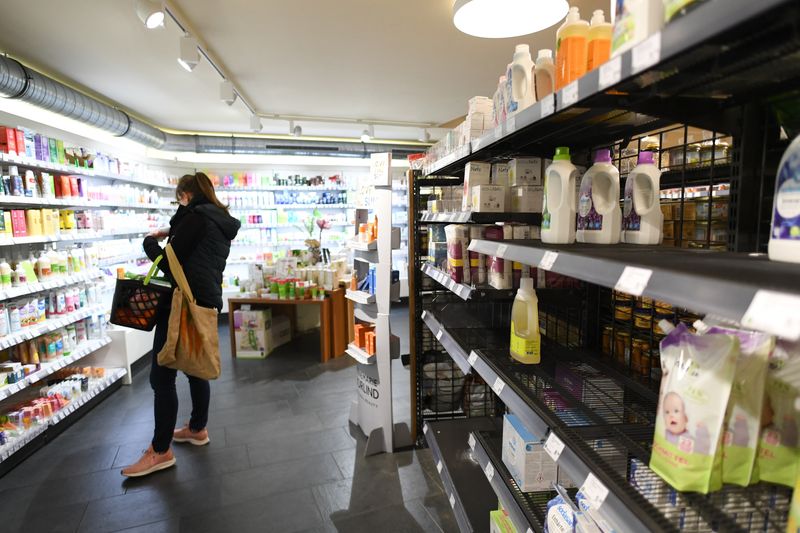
[173,424,210,446]
[121,446,176,477]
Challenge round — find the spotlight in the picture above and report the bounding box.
[135,0,164,29]
[178,35,199,72]
[290,121,302,137]
[419,128,431,142]
[250,114,263,132]
[220,80,237,106]
[360,125,374,143]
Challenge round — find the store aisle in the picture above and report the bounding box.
[0,308,456,533]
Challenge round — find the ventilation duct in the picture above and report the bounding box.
[0,56,423,157]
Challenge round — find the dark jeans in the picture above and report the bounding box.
[149,308,210,453]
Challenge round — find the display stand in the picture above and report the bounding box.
[346,152,411,456]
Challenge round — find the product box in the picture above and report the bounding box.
[233,309,271,359]
[508,158,542,187]
[462,162,492,210]
[491,163,510,186]
[501,414,557,492]
[268,314,292,351]
[511,185,543,213]
[472,185,506,213]
[0,127,17,156]
[468,96,494,115]
[10,210,27,237]
[489,509,516,533]
[15,129,25,158]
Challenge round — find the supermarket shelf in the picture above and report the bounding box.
[231,204,353,211]
[424,0,800,176]
[421,263,516,302]
[345,289,375,305]
[0,336,112,402]
[220,186,348,192]
[346,239,377,252]
[420,211,541,225]
[345,343,375,365]
[0,304,105,351]
[423,418,499,533]
[421,310,472,376]
[0,230,149,247]
[468,239,800,340]
[0,195,172,211]
[239,221,352,230]
[0,269,103,302]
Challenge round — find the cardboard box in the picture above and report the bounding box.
[508,158,542,187]
[491,163,509,186]
[233,309,271,359]
[10,210,27,237]
[511,185,543,213]
[0,127,17,155]
[471,185,506,213]
[15,129,25,157]
[462,162,492,210]
[501,414,557,492]
[268,314,292,351]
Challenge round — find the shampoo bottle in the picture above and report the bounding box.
[534,49,556,100]
[587,10,612,71]
[623,151,663,244]
[510,278,541,364]
[576,149,622,244]
[768,134,800,264]
[510,44,536,114]
[541,147,579,244]
[555,7,589,89]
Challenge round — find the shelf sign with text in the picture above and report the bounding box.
[370,152,392,187]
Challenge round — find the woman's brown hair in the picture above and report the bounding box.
[175,172,229,214]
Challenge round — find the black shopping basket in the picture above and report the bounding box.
[109,256,173,331]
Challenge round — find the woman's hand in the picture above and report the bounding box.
[147,228,169,240]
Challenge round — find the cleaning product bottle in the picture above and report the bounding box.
[768,134,800,264]
[510,278,541,364]
[555,7,589,90]
[587,10,612,71]
[534,49,556,100]
[577,149,622,244]
[541,147,579,244]
[623,151,663,244]
[612,0,664,57]
[510,44,536,114]
[505,63,518,118]
[0,258,11,289]
[36,251,52,279]
[493,76,505,126]
[14,255,26,287]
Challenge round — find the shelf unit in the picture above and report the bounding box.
[409,1,800,532]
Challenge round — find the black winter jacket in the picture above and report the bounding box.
[143,195,240,311]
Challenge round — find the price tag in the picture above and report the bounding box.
[494,126,502,140]
[496,244,508,257]
[544,432,566,461]
[423,423,429,435]
[437,460,443,474]
[580,473,610,509]
[492,377,505,396]
[449,494,456,509]
[561,81,579,108]
[632,33,662,74]
[436,330,443,341]
[614,266,653,297]
[468,433,476,450]
[540,95,555,118]
[538,251,558,271]
[506,115,516,134]
[468,352,478,367]
[421,310,427,320]
[742,290,800,341]
[485,463,495,482]
[599,56,622,90]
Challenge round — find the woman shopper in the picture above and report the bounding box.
[122,172,240,477]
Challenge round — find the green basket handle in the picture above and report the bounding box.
[143,255,163,286]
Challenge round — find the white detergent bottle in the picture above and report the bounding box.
[534,49,556,100]
[505,63,517,118]
[768,134,800,263]
[510,277,541,364]
[541,147,579,244]
[623,151,663,244]
[577,149,622,244]
[510,44,535,114]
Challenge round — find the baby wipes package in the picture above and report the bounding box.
[650,324,738,493]
[544,484,602,533]
[708,326,774,486]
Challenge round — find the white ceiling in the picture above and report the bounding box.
[0,0,606,141]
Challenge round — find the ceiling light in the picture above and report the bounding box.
[177,35,199,72]
[360,125,374,143]
[452,0,568,38]
[290,121,302,137]
[220,80,237,106]
[250,114,263,132]
[135,0,164,29]
[419,128,431,142]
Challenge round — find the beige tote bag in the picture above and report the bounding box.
[157,243,221,380]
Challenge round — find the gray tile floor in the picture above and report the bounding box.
[0,306,458,533]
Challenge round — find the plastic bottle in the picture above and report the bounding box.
[47,246,60,276]
[0,258,11,289]
[534,49,556,101]
[510,278,541,364]
[612,0,663,57]
[587,10,612,71]
[623,151,663,244]
[9,166,22,197]
[577,149,622,244]
[555,7,589,90]
[14,256,27,286]
[768,134,800,264]
[510,44,536,114]
[664,0,707,23]
[505,63,518,117]
[496,75,508,124]
[541,147,579,244]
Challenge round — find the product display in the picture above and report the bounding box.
[541,147,579,244]
[576,149,622,244]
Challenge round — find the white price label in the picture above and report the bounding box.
[538,251,558,271]
[580,473,610,509]
[485,463,495,482]
[437,460,443,474]
[496,244,508,257]
[540,95,555,118]
[468,433,476,450]
[632,33,662,74]
[614,266,653,297]
[742,290,800,341]
[494,126,503,140]
[423,423,429,435]
[506,115,516,134]
[468,352,479,367]
[492,377,505,396]
[421,310,427,320]
[449,494,456,509]
[598,56,622,90]
[436,330,443,341]
[561,81,579,107]
[544,433,566,461]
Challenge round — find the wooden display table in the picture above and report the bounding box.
[228,288,347,362]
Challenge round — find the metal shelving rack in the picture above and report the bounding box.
[409,1,800,532]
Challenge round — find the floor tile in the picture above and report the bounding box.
[246,427,356,467]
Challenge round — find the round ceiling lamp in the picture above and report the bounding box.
[135,0,165,29]
[452,0,568,38]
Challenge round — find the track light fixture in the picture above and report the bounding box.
[419,128,431,142]
[290,121,302,137]
[250,114,263,132]
[135,0,165,29]
[177,35,200,72]
[360,125,374,143]
[220,80,237,106]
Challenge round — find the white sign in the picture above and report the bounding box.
[632,33,662,74]
[506,115,516,134]
[468,433,476,450]
[561,81,579,107]
[485,463,495,482]
[538,251,558,271]
[599,56,622,89]
[468,352,479,367]
[544,432,566,461]
[742,290,800,341]
[580,473,610,509]
[614,266,653,297]
[492,377,505,396]
[540,95,555,118]
[421,310,427,320]
[496,244,508,257]
[449,494,456,509]
[436,330,443,341]
[437,460,443,474]
[369,152,392,187]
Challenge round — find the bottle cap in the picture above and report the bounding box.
[638,151,655,165]
[566,6,581,23]
[591,9,606,26]
[520,277,534,291]
[537,49,553,60]
[515,44,530,55]
[553,147,571,161]
[594,149,612,163]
